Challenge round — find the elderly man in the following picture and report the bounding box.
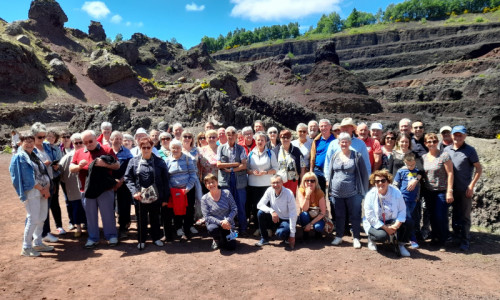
[253,120,265,133]
[444,125,482,251]
[217,126,248,236]
[308,120,319,139]
[239,126,256,155]
[130,128,160,157]
[255,175,296,249]
[150,129,161,150]
[110,131,134,238]
[370,123,384,143]
[70,130,120,248]
[172,122,183,141]
[357,123,382,172]
[309,119,335,191]
[216,127,227,146]
[324,118,371,182]
[439,126,453,152]
[204,121,215,131]
[96,122,112,147]
[399,118,412,135]
[411,121,428,157]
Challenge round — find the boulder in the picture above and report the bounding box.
[5,21,23,36]
[16,35,31,45]
[28,0,68,29]
[88,21,106,42]
[208,72,241,100]
[68,28,87,39]
[113,41,139,65]
[87,53,134,86]
[90,49,107,60]
[151,42,173,61]
[44,52,62,62]
[48,58,73,85]
[68,101,132,132]
[178,42,213,70]
[131,33,149,47]
[315,40,340,65]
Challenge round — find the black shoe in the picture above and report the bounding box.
[459,241,470,252]
[238,231,249,238]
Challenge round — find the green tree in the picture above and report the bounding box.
[114,33,123,43]
[345,8,361,28]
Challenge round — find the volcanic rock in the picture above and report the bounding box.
[28,0,68,29]
[315,40,340,65]
[88,21,106,42]
[16,35,31,45]
[113,41,139,65]
[5,21,23,36]
[87,53,134,86]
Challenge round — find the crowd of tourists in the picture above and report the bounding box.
[9,118,482,257]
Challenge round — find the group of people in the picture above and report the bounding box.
[10,117,482,257]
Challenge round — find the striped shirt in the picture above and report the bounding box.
[201,189,237,227]
[165,153,198,191]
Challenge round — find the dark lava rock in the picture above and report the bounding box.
[68,28,88,39]
[315,40,340,65]
[28,0,68,29]
[5,21,23,36]
[309,62,368,95]
[113,41,139,65]
[16,35,31,45]
[87,53,134,86]
[48,58,73,86]
[208,72,241,100]
[178,42,213,70]
[68,101,131,133]
[44,52,62,62]
[151,42,173,61]
[131,33,149,47]
[88,21,106,42]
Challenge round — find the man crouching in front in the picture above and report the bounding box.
[254,175,296,249]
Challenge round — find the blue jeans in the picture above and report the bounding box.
[297,211,325,233]
[257,210,290,241]
[427,190,449,244]
[228,172,247,231]
[82,190,117,242]
[330,194,363,239]
[404,197,418,242]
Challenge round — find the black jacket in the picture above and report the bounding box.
[124,155,170,204]
[84,155,117,198]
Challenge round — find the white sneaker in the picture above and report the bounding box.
[399,243,411,257]
[56,227,66,235]
[353,238,361,249]
[176,229,185,237]
[42,233,59,243]
[21,248,41,257]
[189,226,199,234]
[331,237,342,246]
[367,237,377,251]
[154,240,164,247]
[137,243,145,250]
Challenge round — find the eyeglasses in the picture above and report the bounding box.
[161,137,171,141]
[36,136,46,139]
[141,147,152,150]
[268,131,277,134]
[73,141,83,145]
[199,137,206,140]
[83,140,94,145]
[280,136,290,140]
[62,135,71,139]
[426,140,439,144]
[298,130,307,133]
[413,126,424,129]
[305,179,316,183]
[385,137,396,140]
[208,136,218,140]
[374,179,388,184]
[183,136,192,139]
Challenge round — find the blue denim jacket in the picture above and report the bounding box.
[33,141,62,177]
[9,150,36,202]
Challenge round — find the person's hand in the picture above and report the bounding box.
[384,225,396,235]
[79,159,88,168]
[221,219,231,230]
[466,186,474,198]
[43,160,51,166]
[162,202,168,207]
[288,237,295,249]
[305,187,313,198]
[252,169,261,176]
[41,186,50,199]
[133,192,142,201]
[446,191,454,204]
[406,179,418,191]
[184,188,189,195]
[271,212,279,223]
[304,223,312,232]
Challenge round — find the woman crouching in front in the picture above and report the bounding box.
[201,174,238,251]
[363,169,414,257]
[296,172,326,239]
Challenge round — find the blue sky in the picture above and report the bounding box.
[1,1,401,49]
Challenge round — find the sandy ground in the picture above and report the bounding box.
[0,153,499,300]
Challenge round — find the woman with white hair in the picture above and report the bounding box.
[327,132,369,249]
[97,122,112,147]
[291,123,312,171]
[122,133,135,150]
[239,126,255,155]
[266,126,280,154]
[158,132,172,161]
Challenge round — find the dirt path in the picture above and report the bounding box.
[0,153,499,299]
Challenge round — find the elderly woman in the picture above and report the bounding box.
[363,170,413,257]
[10,133,53,256]
[46,129,65,235]
[266,126,281,153]
[247,131,279,234]
[199,129,219,191]
[97,122,112,147]
[125,137,170,249]
[172,122,184,141]
[165,140,198,240]
[158,132,172,161]
[201,174,238,250]
[296,172,326,236]
[239,126,256,155]
[381,130,397,171]
[276,129,305,195]
[422,133,454,251]
[59,130,73,155]
[123,133,135,150]
[197,132,208,148]
[31,122,60,242]
[327,132,369,249]
[59,133,87,237]
[291,123,312,171]
[181,130,199,163]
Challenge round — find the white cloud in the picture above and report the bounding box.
[136,22,144,27]
[230,0,341,22]
[82,1,111,19]
[126,21,132,26]
[186,2,205,12]
[110,14,122,24]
